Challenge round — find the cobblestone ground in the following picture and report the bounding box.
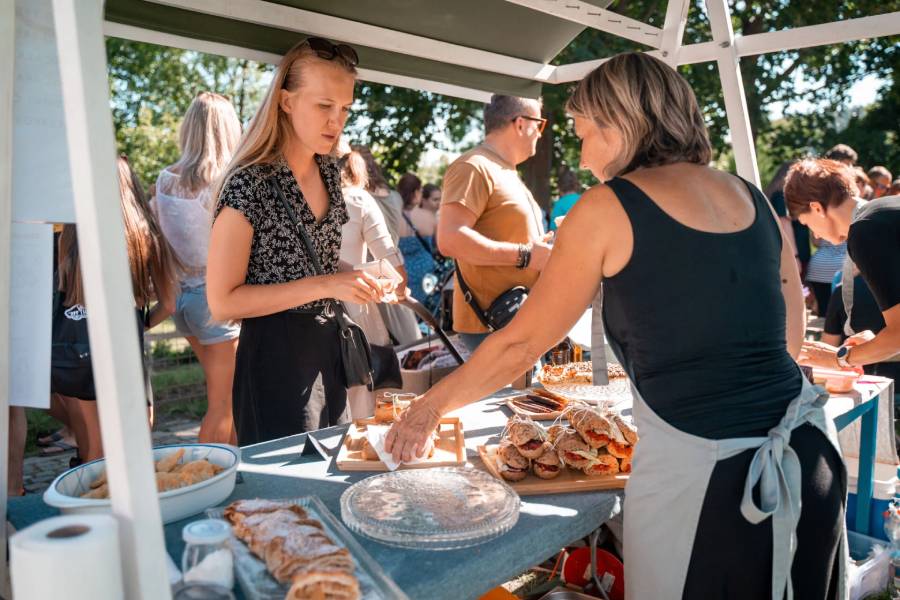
[22,414,201,494]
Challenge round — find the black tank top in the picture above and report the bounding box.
[602,176,802,439]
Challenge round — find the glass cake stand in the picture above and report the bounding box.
[340,467,520,551]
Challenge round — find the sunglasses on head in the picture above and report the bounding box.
[305,37,359,67]
[512,115,548,134]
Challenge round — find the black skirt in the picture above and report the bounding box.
[233,310,348,446]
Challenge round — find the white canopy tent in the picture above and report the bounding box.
[2,0,899,597]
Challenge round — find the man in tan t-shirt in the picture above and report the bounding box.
[438,94,552,351]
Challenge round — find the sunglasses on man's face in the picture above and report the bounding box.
[306,37,359,67]
[512,115,548,134]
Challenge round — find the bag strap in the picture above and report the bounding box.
[268,175,326,277]
[267,174,355,327]
[454,264,493,331]
[401,211,437,258]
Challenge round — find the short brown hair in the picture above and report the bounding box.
[566,52,711,176]
[783,158,856,217]
[823,144,858,164]
[484,95,542,135]
[397,173,422,209]
[868,165,892,181]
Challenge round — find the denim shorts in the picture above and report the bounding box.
[172,284,240,345]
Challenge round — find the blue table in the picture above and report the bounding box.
[8,389,622,600]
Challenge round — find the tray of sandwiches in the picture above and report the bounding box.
[477,406,637,496]
[210,497,408,600]
[536,361,633,406]
[336,417,465,472]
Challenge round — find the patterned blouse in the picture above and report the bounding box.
[215,154,349,310]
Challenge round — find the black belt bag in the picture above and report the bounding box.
[455,265,528,332]
[268,176,402,391]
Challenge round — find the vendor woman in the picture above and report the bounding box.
[207,38,384,445]
[387,52,846,599]
[785,158,900,378]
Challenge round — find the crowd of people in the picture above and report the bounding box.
[7,35,900,600]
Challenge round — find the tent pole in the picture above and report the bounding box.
[51,1,171,598]
[705,0,760,187]
[0,0,14,596]
[659,0,691,68]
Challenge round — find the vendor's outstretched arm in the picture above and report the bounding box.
[387,185,624,461]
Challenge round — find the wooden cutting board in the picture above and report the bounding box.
[336,417,465,472]
[477,444,627,495]
[505,395,566,421]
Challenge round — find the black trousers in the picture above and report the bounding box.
[682,424,846,599]
[233,311,348,446]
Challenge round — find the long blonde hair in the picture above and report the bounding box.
[173,92,241,194]
[567,52,711,177]
[59,157,180,307]
[214,41,357,201]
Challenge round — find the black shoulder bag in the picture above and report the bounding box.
[267,176,402,391]
[455,266,528,332]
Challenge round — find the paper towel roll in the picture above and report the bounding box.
[11,514,124,600]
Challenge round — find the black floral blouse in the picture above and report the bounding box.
[215,154,349,310]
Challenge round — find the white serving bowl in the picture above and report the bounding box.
[43,444,240,524]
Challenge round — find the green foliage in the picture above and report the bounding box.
[106,38,272,186]
[107,1,898,193]
[345,85,481,184]
[544,0,898,188]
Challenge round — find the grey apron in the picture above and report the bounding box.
[592,292,849,600]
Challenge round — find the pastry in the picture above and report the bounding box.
[554,429,594,470]
[568,407,615,449]
[533,447,562,480]
[223,499,360,600]
[155,448,185,473]
[505,417,549,459]
[495,440,530,482]
[611,414,639,445]
[582,450,620,476]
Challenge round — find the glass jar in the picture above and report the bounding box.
[181,519,234,591]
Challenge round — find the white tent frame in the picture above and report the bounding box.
[2,0,899,597]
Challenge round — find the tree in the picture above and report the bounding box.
[530,0,899,204]
[106,39,272,186]
[345,85,481,184]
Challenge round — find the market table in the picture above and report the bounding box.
[7,388,623,600]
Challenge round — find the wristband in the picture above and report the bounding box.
[516,244,531,269]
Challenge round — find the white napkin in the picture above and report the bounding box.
[366,424,434,471]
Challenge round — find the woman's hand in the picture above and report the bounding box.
[327,270,384,304]
[798,340,840,369]
[384,398,442,463]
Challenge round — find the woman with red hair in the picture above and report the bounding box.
[785,158,900,372]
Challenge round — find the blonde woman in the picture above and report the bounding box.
[336,142,408,418]
[388,53,845,599]
[207,38,384,445]
[155,92,242,444]
[55,156,179,462]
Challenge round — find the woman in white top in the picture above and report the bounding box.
[337,144,409,417]
[154,92,242,444]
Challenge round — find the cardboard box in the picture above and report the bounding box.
[391,337,461,395]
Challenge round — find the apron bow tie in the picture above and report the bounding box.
[739,385,828,600]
